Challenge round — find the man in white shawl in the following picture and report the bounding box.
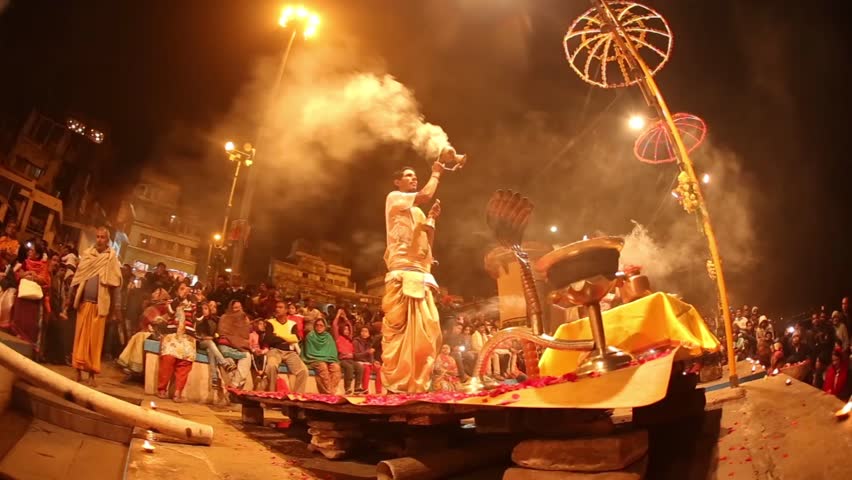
[69,226,122,386]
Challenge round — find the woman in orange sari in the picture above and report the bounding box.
[11,241,51,358]
[431,344,462,392]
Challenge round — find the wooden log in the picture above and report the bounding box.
[376,439,516,480]
[0,341,214,445]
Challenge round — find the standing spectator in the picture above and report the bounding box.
[264,301,308,394]
[831,311,849,353]
[157,284,197,402]
[69,227,122,386]
[10,241,51,359]
[208,275,231,316]
[332,310,362,395]
[823,348,848,399]
[354,326,381,394]
[840,296,851,338]
[0,221,20,277]
[808,355,828,390]
[756,330,774,368]
[302,318,341,394]
[146,262,174,293]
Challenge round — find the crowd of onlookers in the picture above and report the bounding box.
[725,297,850,400]
[5,220,842,404]
[0,218,529,402]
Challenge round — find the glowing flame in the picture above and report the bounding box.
[142,440,155,453]
[772,368,779,376]
[836,402,852,418]
[149,401,157,410]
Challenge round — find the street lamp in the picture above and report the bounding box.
[627,114,646,131]
[279,5,321,38]
[230,5,322,275]
[206,232,224,281]
[219,141,255,266]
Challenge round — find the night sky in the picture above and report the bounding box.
[1,1,850,319]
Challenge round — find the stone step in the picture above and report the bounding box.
[11,381,134,444]
[0,417,127,480]
[512,429,648,472]
[504,456,647,480]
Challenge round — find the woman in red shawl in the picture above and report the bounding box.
[11,241,50,358]
[823,347,848,399]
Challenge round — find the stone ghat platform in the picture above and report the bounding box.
[223,365,852,480]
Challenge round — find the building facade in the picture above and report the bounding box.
[270,239,381,307]
[114,169,202,278]
[0,109,111,247]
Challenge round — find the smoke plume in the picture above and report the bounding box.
[299,73,452,161]
[216,39,458,215]
[619,141,759,302]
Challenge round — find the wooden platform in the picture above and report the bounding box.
[234,392,487,417]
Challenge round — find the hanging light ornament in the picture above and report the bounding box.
[563,2,673,89]
[633,113,708,164]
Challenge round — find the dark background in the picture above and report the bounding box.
[0,0,849,318]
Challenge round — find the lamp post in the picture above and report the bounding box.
[218,141,255,278]
[205,232,223,281]
[229,5,321,275]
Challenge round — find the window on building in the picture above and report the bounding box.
[9,155,44,179]
[30,116,63,147]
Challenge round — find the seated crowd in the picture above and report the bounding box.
[726,298,851,400]
[119,272,388,402]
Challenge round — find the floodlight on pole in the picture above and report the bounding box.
[230,5,323,275]
[628,115,646,131]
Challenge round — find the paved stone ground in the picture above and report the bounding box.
[17,362,852,479]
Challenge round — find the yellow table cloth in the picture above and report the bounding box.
[540,292,720,377]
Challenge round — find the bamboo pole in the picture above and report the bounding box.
[0,341,214,445]
[593,0,739,386]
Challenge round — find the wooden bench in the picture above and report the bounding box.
[142,339,379,402]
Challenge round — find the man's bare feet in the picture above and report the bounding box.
[87,374,97,387]
[75,369,84,383]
